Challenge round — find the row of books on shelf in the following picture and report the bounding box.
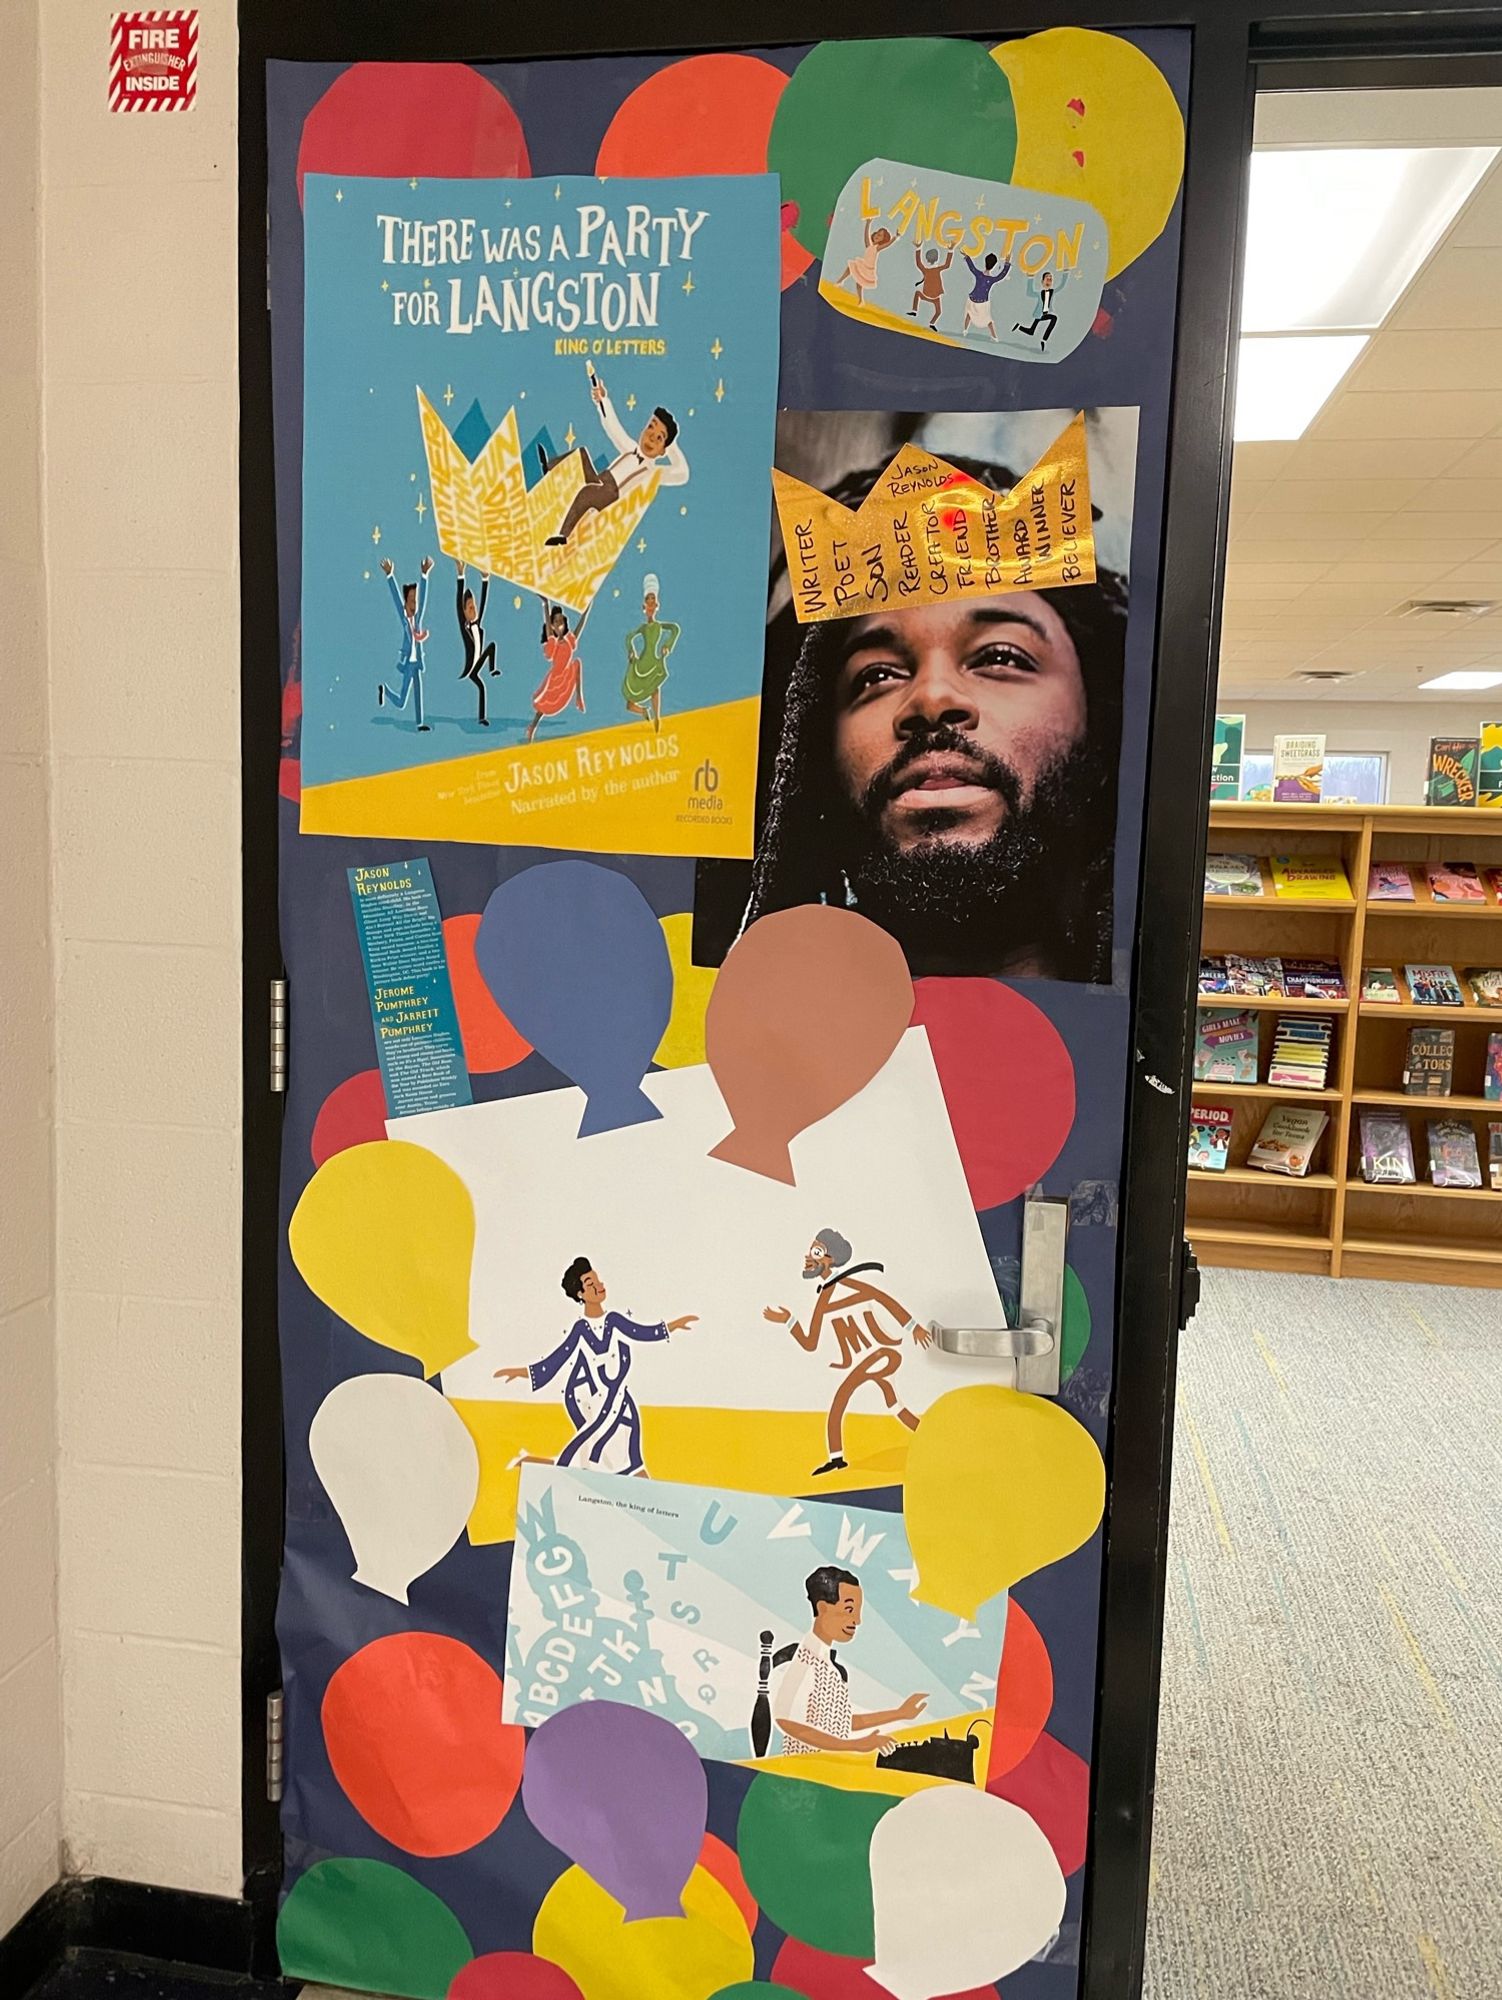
[1359,1113,1502,1191]
[1199,954,1345,998]
[1363,964,1502,1008]
[1205,853,1351,899]
[1189,1103,1327,1177]
[1194,1010,1334,1088]
[1398,1027,1502,1100]
[1368,859,1502,902]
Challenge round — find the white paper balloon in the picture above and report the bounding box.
[309,1373,480,1604]
[866,1784,1066,1999]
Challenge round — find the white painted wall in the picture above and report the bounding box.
[0,0,63,1934]
[40,0,243,1898]
[1233,699,1498,804]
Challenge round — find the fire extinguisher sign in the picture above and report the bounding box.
[109,11,198,112]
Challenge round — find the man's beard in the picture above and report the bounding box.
[839,726,1103,975]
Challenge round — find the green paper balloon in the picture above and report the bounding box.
[276,1856,472,1999]
[1061,1263,1091,1383]
[736,1775,897,1959]
[769,39,1017,262]
[711,1985,812,2000]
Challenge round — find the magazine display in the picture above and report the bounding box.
[1270,855,1352,901]
[1366,861,1414,902]
[1225,953,1284,998]
[1205,852,1265,898]
[1187,1105,1234,1173]
[1361,966,1400,1005]
[1193,1009,1259,1084]
[1486,1033,1502,1104]
[1402,1025,1455,1098]
[1489,1122,1502,1192]
[1281,957,1346,1000]
[1464,968,1502,1008]
[1427,1118,1482,1189]
[1267,1015,1334,1091]
[1426,861,1485,904]
[1404,964,1465,1008]
[1198,955,1234,996]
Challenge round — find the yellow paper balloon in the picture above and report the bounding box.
[904,1385,1105,1618]
[289,1140,478,1378]
[533,1863,752,2000]
[654,912,718,1070]
[991,28,1185,279]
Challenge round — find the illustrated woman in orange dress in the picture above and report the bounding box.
[835,220,896,305]
[526,597,592,743]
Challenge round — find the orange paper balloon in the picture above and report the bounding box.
[444,914,532,1073]
[705,906,913,1185]
[322,1632,523,1857]
[987,1600,1054,1783]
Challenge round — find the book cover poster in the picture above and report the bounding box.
[504,1463,1007,1764]
[1426,737,1479,808]
[1272,733,1324,803]
[298,172,781,857]
[1210,713,1244,801]
[1479,721,1502,808]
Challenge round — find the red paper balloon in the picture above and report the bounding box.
[444,914,532,1073]
[699,1829,759,1934]
[772,1937,999,1999]
[449,1954,583,2000]
[988,1600,1054,1783]
[322,1633,523,1857]
[911,979,1075,1210]
[297,63,530,204]
[988,1730,1090,1879]
[311,1068,388,1167]
[596,55,813,290]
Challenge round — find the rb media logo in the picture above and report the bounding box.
[682,753,729,830]
[110,12,198,112]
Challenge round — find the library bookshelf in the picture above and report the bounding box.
[1189,803,1502,1290]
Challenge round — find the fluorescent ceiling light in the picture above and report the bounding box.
[1241,146,1498,333]
[1234,334,1367,441]
[1417,670,1502,690]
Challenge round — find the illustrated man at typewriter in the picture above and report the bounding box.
[774,1564,928,1757]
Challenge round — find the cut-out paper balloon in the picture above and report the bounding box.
[522,1701,708,1921]
[772,1938,996,2000]
[655,913,718,1069]
[277,1856,473,1999]
[988,1599,1054,1783]
[867,1787,1065,1996]
[1061,1263,1091,1383]
[450,1953,584,2000]
[289,1139,477,1377]
[595,54,813,290]
[991,28,1185,279]
[987,1729,1090,1879]
[706,907,912,1185]
[904,1385,1105,1619]
[322,1631,522,1855]
[444,914,532,1073]
[768,39,1017,262]
[310,1374,480,1604]
[296,62,530,204]
[710,1986,811,2000]
[476,863,672,1138]
[698,1831,758,1935]
[533,1864,753,1999]
[311,1068,389,1167]
[736,1775,896,1959]
[910,979,1075,1211]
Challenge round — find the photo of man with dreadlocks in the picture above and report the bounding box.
[728,416,1130,986]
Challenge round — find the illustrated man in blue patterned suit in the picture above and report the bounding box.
[375,552,435,730]
[494,1257,698,1476]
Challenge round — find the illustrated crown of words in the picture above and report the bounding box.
[772,411,1096,626]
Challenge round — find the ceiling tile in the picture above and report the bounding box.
[1387,246,1502,330]
[1309,390,1502,440]
[1349,329,1502,393]
[1449,163,1502,248]
[1421,476,1502,512]
[1279,437,1469,482]
[1232,443,1295,481]
[1446,439,1502,478]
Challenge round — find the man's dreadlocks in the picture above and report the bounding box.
[743,453,1128,984]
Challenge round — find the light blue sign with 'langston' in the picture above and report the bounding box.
[820,155,1107,364]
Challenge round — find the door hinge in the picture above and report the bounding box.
[269,977,288,1094]
[266,1689,285,1803]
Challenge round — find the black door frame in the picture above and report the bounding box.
[237,4,1502,1985]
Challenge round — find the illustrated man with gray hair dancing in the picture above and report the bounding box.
[764,1231,933,1477]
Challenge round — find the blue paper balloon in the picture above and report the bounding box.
[476,861,672,1137]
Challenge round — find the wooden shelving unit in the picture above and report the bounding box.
[1187,804,1502,1289]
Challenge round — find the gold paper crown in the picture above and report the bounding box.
[418,389,656,614]
[772,411,1094,626]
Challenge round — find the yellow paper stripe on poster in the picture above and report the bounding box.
[772,409,1094,624]
[451,1401,915,1545]
[301,697,759,858]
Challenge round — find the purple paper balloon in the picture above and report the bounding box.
[522,1701,708,1920]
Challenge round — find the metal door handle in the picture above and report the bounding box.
[927,1192,1070,1396]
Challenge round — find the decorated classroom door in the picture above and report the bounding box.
[267,31,1187,2000]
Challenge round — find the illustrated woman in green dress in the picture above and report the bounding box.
[622,573,681,732]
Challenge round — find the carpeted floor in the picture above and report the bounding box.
[1143,1267,1502,2000]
